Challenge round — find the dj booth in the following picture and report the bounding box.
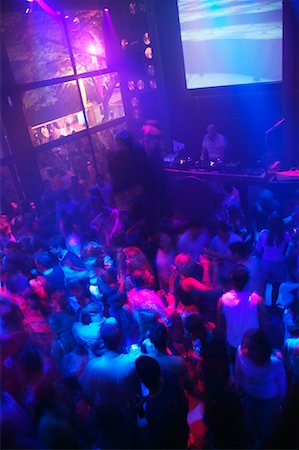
[165,166,267,181]
[163,164,299,222]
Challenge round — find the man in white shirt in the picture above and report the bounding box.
[201,123,227,162]
[217,265,267,354]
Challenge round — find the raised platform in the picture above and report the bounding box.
[164,166,267,181]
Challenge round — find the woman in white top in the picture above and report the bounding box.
[256,213,291,306]
[235,328,287,448]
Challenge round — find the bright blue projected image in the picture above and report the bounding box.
[178,0,282,89]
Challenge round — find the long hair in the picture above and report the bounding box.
[267,214,285,246]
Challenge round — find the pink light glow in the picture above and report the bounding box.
[104,8,109,12]
[87,43,97,55]
[35,0,60,17]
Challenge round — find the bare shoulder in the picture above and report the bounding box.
[251,291,264,304]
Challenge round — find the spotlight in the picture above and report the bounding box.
[128,80,135,91]
[104,7,109,12]
[144,47,153,59]
[87,43,97,54]
[137,79,145,90]
[149,79,157,89]
[143,32,151,45]
[121,38,128,49]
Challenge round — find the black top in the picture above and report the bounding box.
[44,265,65,293]
[145,371,189,449]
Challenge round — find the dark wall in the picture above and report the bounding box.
[1,47,43,202]
[154,0,287,165]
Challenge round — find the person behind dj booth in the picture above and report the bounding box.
[107,130,151,219]
[200,123,227,163]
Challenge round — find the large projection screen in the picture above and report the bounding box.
[178,0,282,89]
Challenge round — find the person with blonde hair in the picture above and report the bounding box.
[118,246,155,290]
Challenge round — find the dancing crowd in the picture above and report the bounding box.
[0,131,298,449]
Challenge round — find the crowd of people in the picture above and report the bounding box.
[0,130,298,449]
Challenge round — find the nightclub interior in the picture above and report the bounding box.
[1,1,298,449]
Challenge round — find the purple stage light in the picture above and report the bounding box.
[104,7,109,12]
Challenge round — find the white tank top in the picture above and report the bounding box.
[221,290,260,348]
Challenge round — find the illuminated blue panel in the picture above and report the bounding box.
[178,0,282,89]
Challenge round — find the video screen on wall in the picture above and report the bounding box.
[177,0,282,89]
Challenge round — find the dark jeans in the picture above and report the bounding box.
[242,391,280,448]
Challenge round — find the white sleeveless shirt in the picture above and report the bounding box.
[221,290,260,348]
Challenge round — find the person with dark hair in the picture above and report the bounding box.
[184,314,229,400]
[256,213,291,306]
[217,264,268,364]
[93,174,113,206]
[49,235,86,279]
[5,275,53,353]
[229,241,264,295]
[177,222,210,263]
[135,355,189,449]
[70,282,109,357]
[206,221,242,288]
[226,204,249,241]
[172,253,208,309]
[34,251,65,293]
[184,313,242,449]
[235,328,287,447]
[145,322,201,399]
[79,322,139,448]
[67,278,90,314]
[170,253,220,323]
[252,188,280,233]
[219,181,241,221]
